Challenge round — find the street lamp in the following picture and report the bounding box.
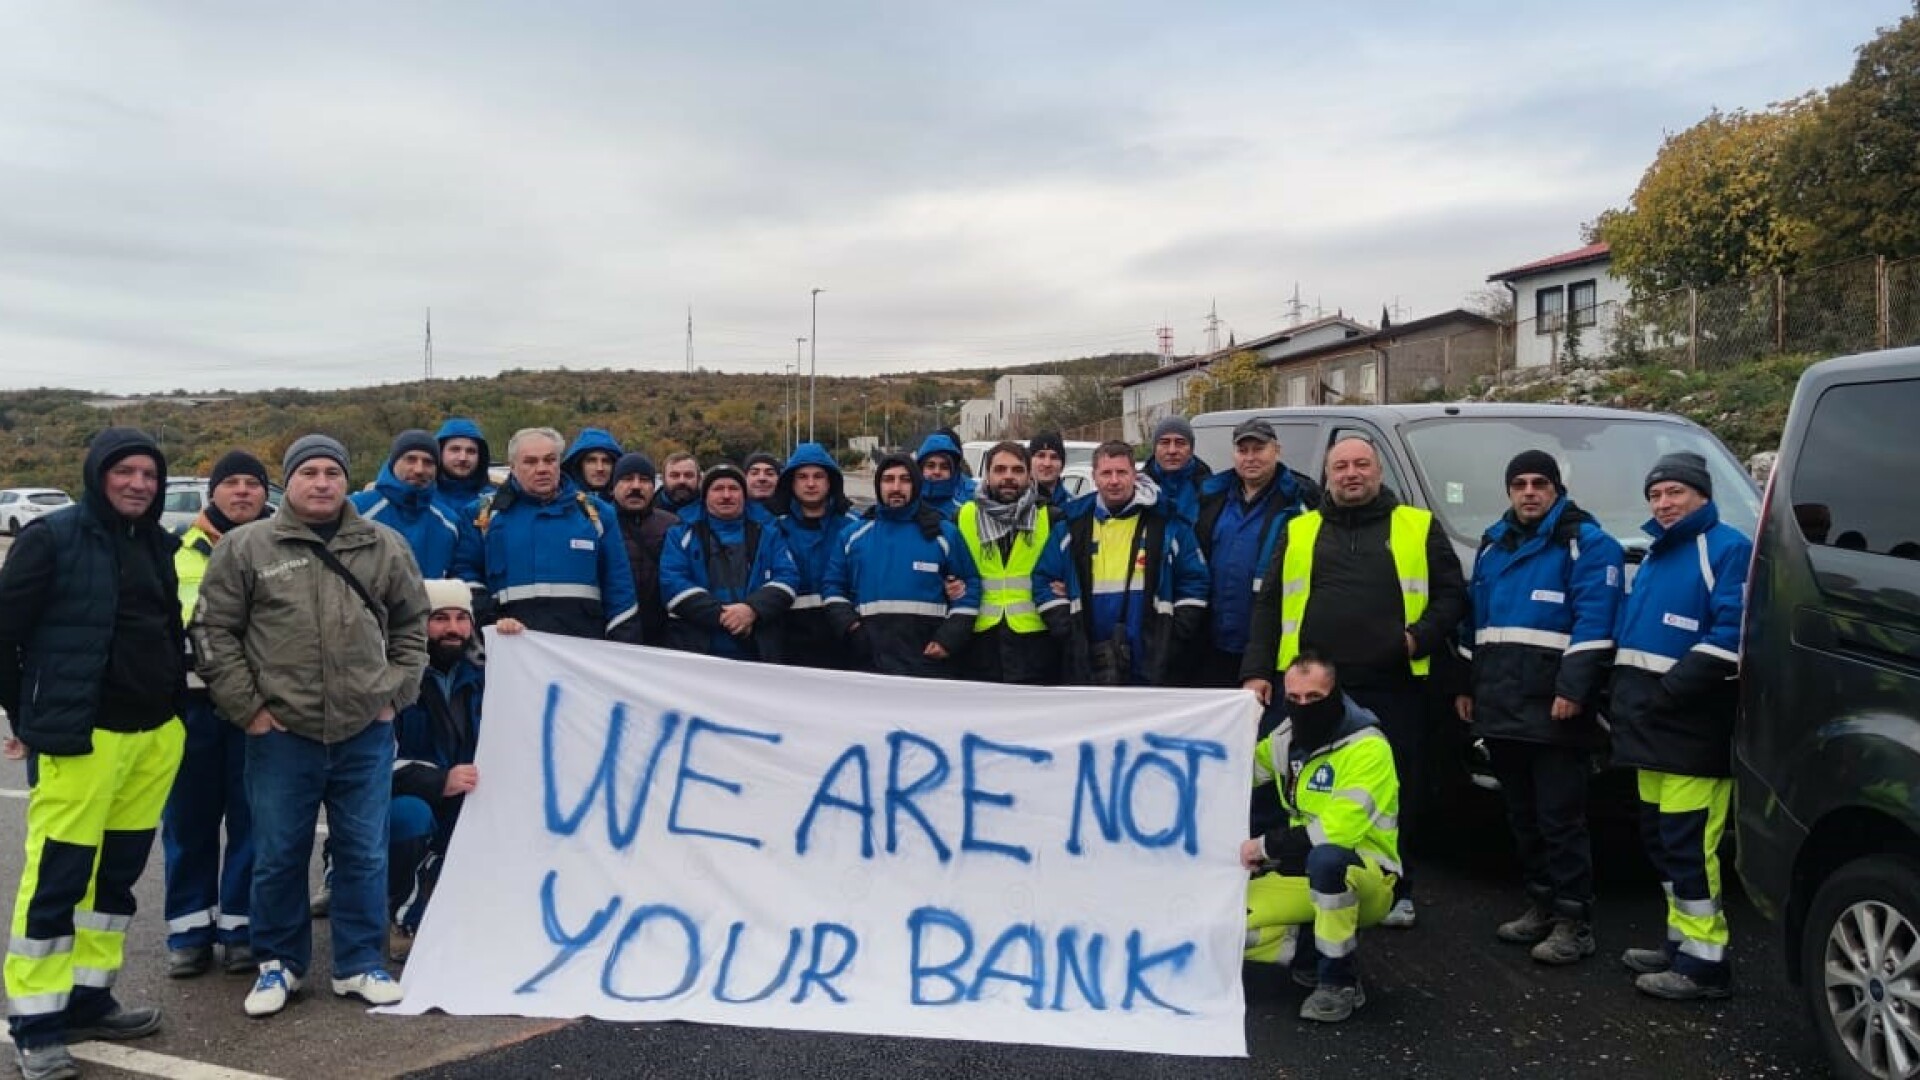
[809,287,823,442]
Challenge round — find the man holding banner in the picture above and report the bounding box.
[1242,653,1401,1024]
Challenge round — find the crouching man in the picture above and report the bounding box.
[1242,653,1401,1024]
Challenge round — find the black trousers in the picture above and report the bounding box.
[1486,738,1594,919]
[1345,684,1426,904]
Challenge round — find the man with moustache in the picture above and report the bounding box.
[0,428,186,1079]
[192,435,428,1017]
[351,430,465,579]
[608,452,679,647]
[1242,434,1466,930]
[659,464,800,660]
[162,450,273,980]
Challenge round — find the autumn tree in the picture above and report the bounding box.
[1776,6,1920,266]
[1181,351,1267,414]
[1028,369,1124,433]
[1597,99,1817,295]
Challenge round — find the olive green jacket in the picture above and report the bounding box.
[191,502,429,744]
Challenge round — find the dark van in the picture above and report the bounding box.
[1736,348,1920,1079]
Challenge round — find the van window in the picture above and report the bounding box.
[1194,421,1323,480]
[1402,416,1759,546]
[1330,426,1406,500]
[1791,379,1920,559]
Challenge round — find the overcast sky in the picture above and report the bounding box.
[0,1,1906,393]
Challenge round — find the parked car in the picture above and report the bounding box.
[159,477,284,533]
[0,488,72,534]
[961,439,1100,477]
[1734,347,1920,1080]
[1190,402,1761,804]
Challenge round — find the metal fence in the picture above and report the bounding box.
[1512,254,1920,372]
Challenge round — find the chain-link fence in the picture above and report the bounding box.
[1514,255,1920,372]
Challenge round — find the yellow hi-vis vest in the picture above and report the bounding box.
[958,501,1049,634]
[1277,505,1433,677]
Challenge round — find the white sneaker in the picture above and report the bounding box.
[332,968,404,1006]
[244,961,301,1018]
[1381,897,1417,929]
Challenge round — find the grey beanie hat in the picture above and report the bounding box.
[283,434,350,479]
[1152,415,1195,444]
[1644,451,1711,500]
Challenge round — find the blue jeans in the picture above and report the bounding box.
[245,721,392,979]
[161,694,253,950]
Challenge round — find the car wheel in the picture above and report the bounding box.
[1801,854,1920,1079]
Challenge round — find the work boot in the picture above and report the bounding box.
[223,943,255,974]
[1620,946,1672,975]
[1299,980,1366,1023]
[66,1004,162,1041]
[1530,919,1596,965]
[168,944,213,978]
[1496,903,1554,944]
[1380,897,1417,929]
[1635,969,1732,1001]
[13,1043,78,1080]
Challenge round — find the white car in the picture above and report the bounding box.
[159,477,284,533]
[0,488,73,534]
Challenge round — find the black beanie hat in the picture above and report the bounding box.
[744,451,783,475]
[613,452,657,485]
[1029,431,1066,459]
[1645,451,1712,500]
[209,449,269,491]
[388,429,439,469]
[1505,449,1563,493]
[702,462,748,499]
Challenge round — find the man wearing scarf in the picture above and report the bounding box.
[162,451,272,980]
[1242,653,1401,1025]
[956,442,1076,684]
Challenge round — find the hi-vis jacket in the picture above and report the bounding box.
[1252,696,1402,873]
[1462,497,1624,748]
[350,463,466,580]
[450,476,641,642]
[1607,501,1751,777]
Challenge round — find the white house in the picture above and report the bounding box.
[955,398,997,441]
[1487,242,1629,369]
[1116,315,1371,441]
[991,373,1060,436]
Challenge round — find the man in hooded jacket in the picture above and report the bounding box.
[824,455,982,678]
[350,429,465,580]
[914,433,976,520]
[0,428,185,1077]
[433,418,494,518]
[560,428,624,500]
[1142,416,1211,527]
[772,443,862,669]
[659,464,800,661]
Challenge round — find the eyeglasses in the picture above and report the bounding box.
[1508,477,1556,491]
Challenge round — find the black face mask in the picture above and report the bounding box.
[1287,692,1346,753]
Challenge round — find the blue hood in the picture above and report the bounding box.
[436,418,493,503]
[915,432,972,506]
[562,428,625,483]
[372,460,438,513]
[774,442,848,516]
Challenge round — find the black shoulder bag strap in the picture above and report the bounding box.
[307,541,382,626]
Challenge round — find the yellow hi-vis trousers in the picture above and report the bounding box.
[6,722,183,1042]
[1244,846,1396,984]
[1636,769,1732,980]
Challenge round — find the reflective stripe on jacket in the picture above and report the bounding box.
[1278,506,1433,676]
[957,501,1049,633]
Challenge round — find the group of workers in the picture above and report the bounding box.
[0,408,1748,1077]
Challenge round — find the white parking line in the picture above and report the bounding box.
[1,1035,284,1080]
[70,1042,286,1080]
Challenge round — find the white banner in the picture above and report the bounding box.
[388,630,1258,1058]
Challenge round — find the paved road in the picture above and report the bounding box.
[408,825,1830,1080]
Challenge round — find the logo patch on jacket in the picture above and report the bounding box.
[1530,589,1566,604]
[571,538,595,551]
[1307,763,1334,793]
[1662,612,1700,632]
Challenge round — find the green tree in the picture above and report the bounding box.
[1181,351,1267,414]
[1597,99,1817,294]
[1776,5,1920,265]
[1029,370,1123,433]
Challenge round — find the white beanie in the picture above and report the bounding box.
[423,578,473,616]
